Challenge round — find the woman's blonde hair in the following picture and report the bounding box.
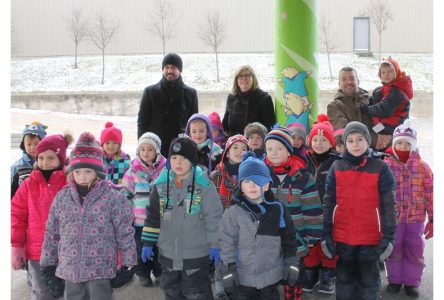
[231,65,259,95]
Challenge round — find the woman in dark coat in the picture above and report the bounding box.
[222,65,275,136]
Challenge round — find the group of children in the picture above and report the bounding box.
[10,57,432,300]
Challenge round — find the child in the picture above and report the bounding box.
[185,113,223,173]
[208,111,226,149]
[11,133,72,299]
[11,121,47,198]
[40,132,137,300]
[384,120,433,297]
[219,152,300,300]
[361,56,413,136]
[304,114,340,294]
[263,127,323,300]
[141,136,223,299]
[287,121,308,164]
[101,121,131,184]
[334,128,345,155]
[121,132,166,287]
[244,122,268,160]
[210,134,249,299]
[321,121,397,300]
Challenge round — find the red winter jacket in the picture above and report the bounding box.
[11,170,67,260]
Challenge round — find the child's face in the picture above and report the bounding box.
[311,135,332,154]
[335,143,345,155]
[189,120,208,144]
[103,141,120,156]
[139,143,157,164]
[227,142,248,164]
[23,135,40,159]
[73,168,97,186]
[248,134,264,150]
[345,132,369,156]
[292,135,305,149]
[394,139,412,152]
[170,155,192,180]
[241,179,270,202]
[211,128,221,138]
[380,65,396,84]
[265,139,290,166]
[37,150,60,170]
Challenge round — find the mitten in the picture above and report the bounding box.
[111,266,135,288]
[283,256,300,287]
[209,247,221,267]
[424,221,433,239]
[41,265,65,298]
[377,237,394,262]
[321,235,336,259]
[220,263,239,294]
[141,246,154,263]
[11,247,26,270]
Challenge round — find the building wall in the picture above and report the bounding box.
[11,0,432,57]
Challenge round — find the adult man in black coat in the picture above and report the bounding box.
[137,53,199,157]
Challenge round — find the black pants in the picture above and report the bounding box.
[134,226,162,278]
[235,283,280,300]
[160,264,213,300]
[335,242,381,300]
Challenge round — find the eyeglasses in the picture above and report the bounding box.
[237,73,252,80]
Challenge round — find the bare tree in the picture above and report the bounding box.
[145,0,179,56]
[198,11,227,82]
[11,21,19,57]
[365,0,393,61]
[65,8,89,68]
[88,11,120,84]
[319,16,338,80]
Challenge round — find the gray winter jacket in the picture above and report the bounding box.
[142,166,223,271]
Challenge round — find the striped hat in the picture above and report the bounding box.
[222,134,249,162]
[264,127,293,154]
[66,132,105,179]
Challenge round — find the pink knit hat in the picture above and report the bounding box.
[36,133,73,165]
[208,112,224,132]
[100,122,123,145]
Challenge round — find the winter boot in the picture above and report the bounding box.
[386,283,402,293]
[318,267,335,294]
[404,285,419,298]
[302,266,320,293]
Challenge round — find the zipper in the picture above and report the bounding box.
[332,205,337,225]
[76,202,85,283]
[376,207,381,232]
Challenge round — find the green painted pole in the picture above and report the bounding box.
[275,0,318,132]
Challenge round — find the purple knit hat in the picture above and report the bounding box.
[185,113,213,140]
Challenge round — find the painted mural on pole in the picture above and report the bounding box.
[275,0,318,132]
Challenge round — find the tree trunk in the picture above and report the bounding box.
[101,49,105,85]
[162,40,166,57]
[215,50,220,82]
[327,51,333,80]
[74,43,78,69]
[378,32,382,62]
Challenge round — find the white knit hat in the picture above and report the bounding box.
[137,132,162,156]
[392,119,417,152]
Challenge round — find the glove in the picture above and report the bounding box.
[41,265,65,298]
[360,103,369,114]
[283,256,300,287]
[11,247,26,270]
[424,221,433,239]
[141,246,154,263]
[220,263,239,294]
[111,266,135,288]
[321,235,336,259]
[209,247,220,267]
[377,237,394,262]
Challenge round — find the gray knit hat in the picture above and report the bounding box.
[137,132,162,156]
[343,121,371,145]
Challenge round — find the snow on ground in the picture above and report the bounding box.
[11,52,432,93]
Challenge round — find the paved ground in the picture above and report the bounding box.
[10,108,434,299]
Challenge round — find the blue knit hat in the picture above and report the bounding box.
[238,152,272,186]
[20,121,48,151]
[185,113,213,141]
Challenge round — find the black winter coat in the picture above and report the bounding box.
[222,88,275,136]
[137,76,198,157]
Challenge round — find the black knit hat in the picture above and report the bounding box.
[168,135,198,166]
[162,53,183,72]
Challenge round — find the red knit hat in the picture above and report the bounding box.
[308,114,336,147]
[36,133,73,165]
[208,112,224,132]
[222,134,249,162]
[100,122,122,145]
[67,132,105,179]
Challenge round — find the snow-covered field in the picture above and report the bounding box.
[11,52,432,93]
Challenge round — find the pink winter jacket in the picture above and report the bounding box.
[11,170,67,260]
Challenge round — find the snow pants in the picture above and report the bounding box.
[64,279,113,300]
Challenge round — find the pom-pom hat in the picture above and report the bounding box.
[392,119,417,152]
[308,114,336,147]
[100,122,122,146]
[36,133,72,165]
